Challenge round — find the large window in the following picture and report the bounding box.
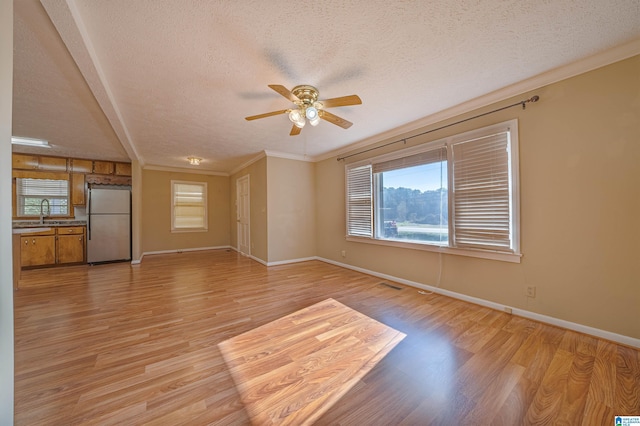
[346,120,520,261]
[171,180,208,232]
[16,177,69,217]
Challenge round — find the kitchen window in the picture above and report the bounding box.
[345,119,520,262]
[16,177,69,217]
[171,180,208,232]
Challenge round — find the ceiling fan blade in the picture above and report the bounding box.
[245,109,289,121]
[319,110,353,129]
[319,94,362,108]
[290,125,302,136]
[268,84,300,102]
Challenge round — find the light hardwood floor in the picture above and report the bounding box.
[14,249,640,425]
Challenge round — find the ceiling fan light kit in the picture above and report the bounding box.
[305,106,320,126]
[289,109,306,128]
[187,156,201,166]
[246,84,362,135]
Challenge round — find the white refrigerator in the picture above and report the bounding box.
[87,187,131,263]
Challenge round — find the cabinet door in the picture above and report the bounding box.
[38,156,68,171]
[93,161,114,175]
[20,235,56,267]
[72,173,86,206]
[57,234,85,264]
[71,159,93,173]
[115,162,132,176]
[12,154,39,170]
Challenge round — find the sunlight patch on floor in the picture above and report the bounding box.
[218,298,405,425]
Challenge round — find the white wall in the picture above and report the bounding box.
[267,156,316,263]
[0,0,14,423]
[315,56,640,341]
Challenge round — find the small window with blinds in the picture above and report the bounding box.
[171,180,208,232]
[345,119,520,258]
[16,178,69,216]
[346,165,373,237]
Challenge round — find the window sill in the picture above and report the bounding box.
[171,228,208,233]
[345,236,522,263]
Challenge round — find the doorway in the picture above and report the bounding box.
[236,175,250,256]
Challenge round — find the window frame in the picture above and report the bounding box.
[15,176,70,218]
[345,119,521,263]
[171,180,208,233]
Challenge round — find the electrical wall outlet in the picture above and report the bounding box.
[341,250,346,258]
[526,286,536,298]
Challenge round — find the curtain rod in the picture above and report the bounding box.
[337,95,539,162]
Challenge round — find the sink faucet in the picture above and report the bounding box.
[40,199,50,224]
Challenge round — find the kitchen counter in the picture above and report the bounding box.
[13,220,87,228]
[12,227,52,234]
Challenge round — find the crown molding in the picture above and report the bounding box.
[264,150,314,162]
[228,151,267,176]
[143,164,229,176]
[314,38,640,163]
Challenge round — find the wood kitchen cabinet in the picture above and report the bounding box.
[38,156,68,171]
[57,227,85,264]
[12,154,39,170]
[20,230,56,267]
[20,227,86,267]
[93,161,114,175]
[115,162,132,176]
[71,159,93,173]
[72,173,86,206]
[12,154,68,171]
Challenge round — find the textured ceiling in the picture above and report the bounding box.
[12,0,640,173]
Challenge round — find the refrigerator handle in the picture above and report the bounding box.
[87,188,92,240]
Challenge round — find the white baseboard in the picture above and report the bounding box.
[132,245,232,265]
[317,257,640,349]
[265,256,318,266]
[227,246,317,267]
[226,246,266,265]
[128,249,638,348]
[249,254,267,266]
[247,255,317,267]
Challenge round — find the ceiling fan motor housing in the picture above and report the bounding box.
[245,84,360,134]
[291,85,319,106]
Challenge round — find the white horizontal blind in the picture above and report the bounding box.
[16,178,69,216]
[451,131,512,251]
[372,147,446,173]
[172,181,207,230]
[346,164,372,237]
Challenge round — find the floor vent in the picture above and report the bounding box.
[379,282,403,290]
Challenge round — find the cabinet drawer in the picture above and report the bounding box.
[57,227,84,235]
[20,228,55,236]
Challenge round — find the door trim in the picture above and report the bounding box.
[236,175,250,256]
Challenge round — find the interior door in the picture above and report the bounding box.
[237,175,250,256]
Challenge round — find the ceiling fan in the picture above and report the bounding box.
[245,85,362,136]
